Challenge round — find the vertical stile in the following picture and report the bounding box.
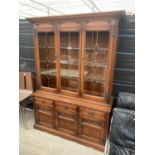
[33,24,41,88]
[104,19,119,99]
[80,22,86,96]
[55,25,61,91]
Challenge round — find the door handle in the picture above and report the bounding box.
[88,111,95,116]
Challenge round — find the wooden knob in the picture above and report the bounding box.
[64,106,68,110]
[88,111,95,116]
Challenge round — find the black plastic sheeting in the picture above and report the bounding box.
[113,15,135,96]
[117,92,135,110]
[109,142,135,155]
[19,19,35,72]
[109,108,135,155]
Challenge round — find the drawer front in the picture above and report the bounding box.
[55,102,77,114]
[34,97,53,106]
[79,107,106,120]
[36,103,53,113]
[56,112,77,134]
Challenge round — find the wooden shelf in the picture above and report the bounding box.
[85,48,109,51]
[60,47,79,50]
[40,60,53,63]
[40,60,107,68]
[61,69,79,78]
[41,69,88,78]
[52,60,107,67]
[53,60,79,65]
[61,86,78,92]
[39,46,55,49]
[84,62,107,68]
[84,79,105,83]
[84,73,105,83]
[41,68,105,82]
[84,90,104,97]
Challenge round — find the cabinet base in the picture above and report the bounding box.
[34,124,105,152]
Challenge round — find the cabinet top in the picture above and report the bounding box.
[27,10,125,23]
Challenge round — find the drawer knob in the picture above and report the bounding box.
[88,111,95,116]
[40,109,48,113]
[64,106,68,110]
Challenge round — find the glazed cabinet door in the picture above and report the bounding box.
[82,19,117,98]
[34,97,54,127]
[58,21,81,94]
[34,23,57,89]
[83,30,109,97]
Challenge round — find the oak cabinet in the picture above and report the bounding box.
[28,11,125,151]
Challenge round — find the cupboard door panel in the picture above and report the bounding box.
[80,117,105,144]
[35,103,54,127]
[38,32,57,89]
[38,112,54,127]
[58,116,76,131]
[83,31,109,97]
[81,123,101,140]
[56,112,77,134]
[59,31,80,93]
[79,108,108,144]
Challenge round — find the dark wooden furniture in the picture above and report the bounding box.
[28,11,125,151]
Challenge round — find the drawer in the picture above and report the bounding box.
[79,107,106,120]
[55,102,77,114]
[36,103,53,114]
[34,97,53,106]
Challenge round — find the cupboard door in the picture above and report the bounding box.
[38,31,57,88]
[56,112,77,135]
[55,102,78,134]
[79,108,108,144]
[35,102,54,127]
[83,31,110,97]
[79,116,107,144]
[59,31,80,93]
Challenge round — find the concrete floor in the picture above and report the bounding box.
[19,109,104,155]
